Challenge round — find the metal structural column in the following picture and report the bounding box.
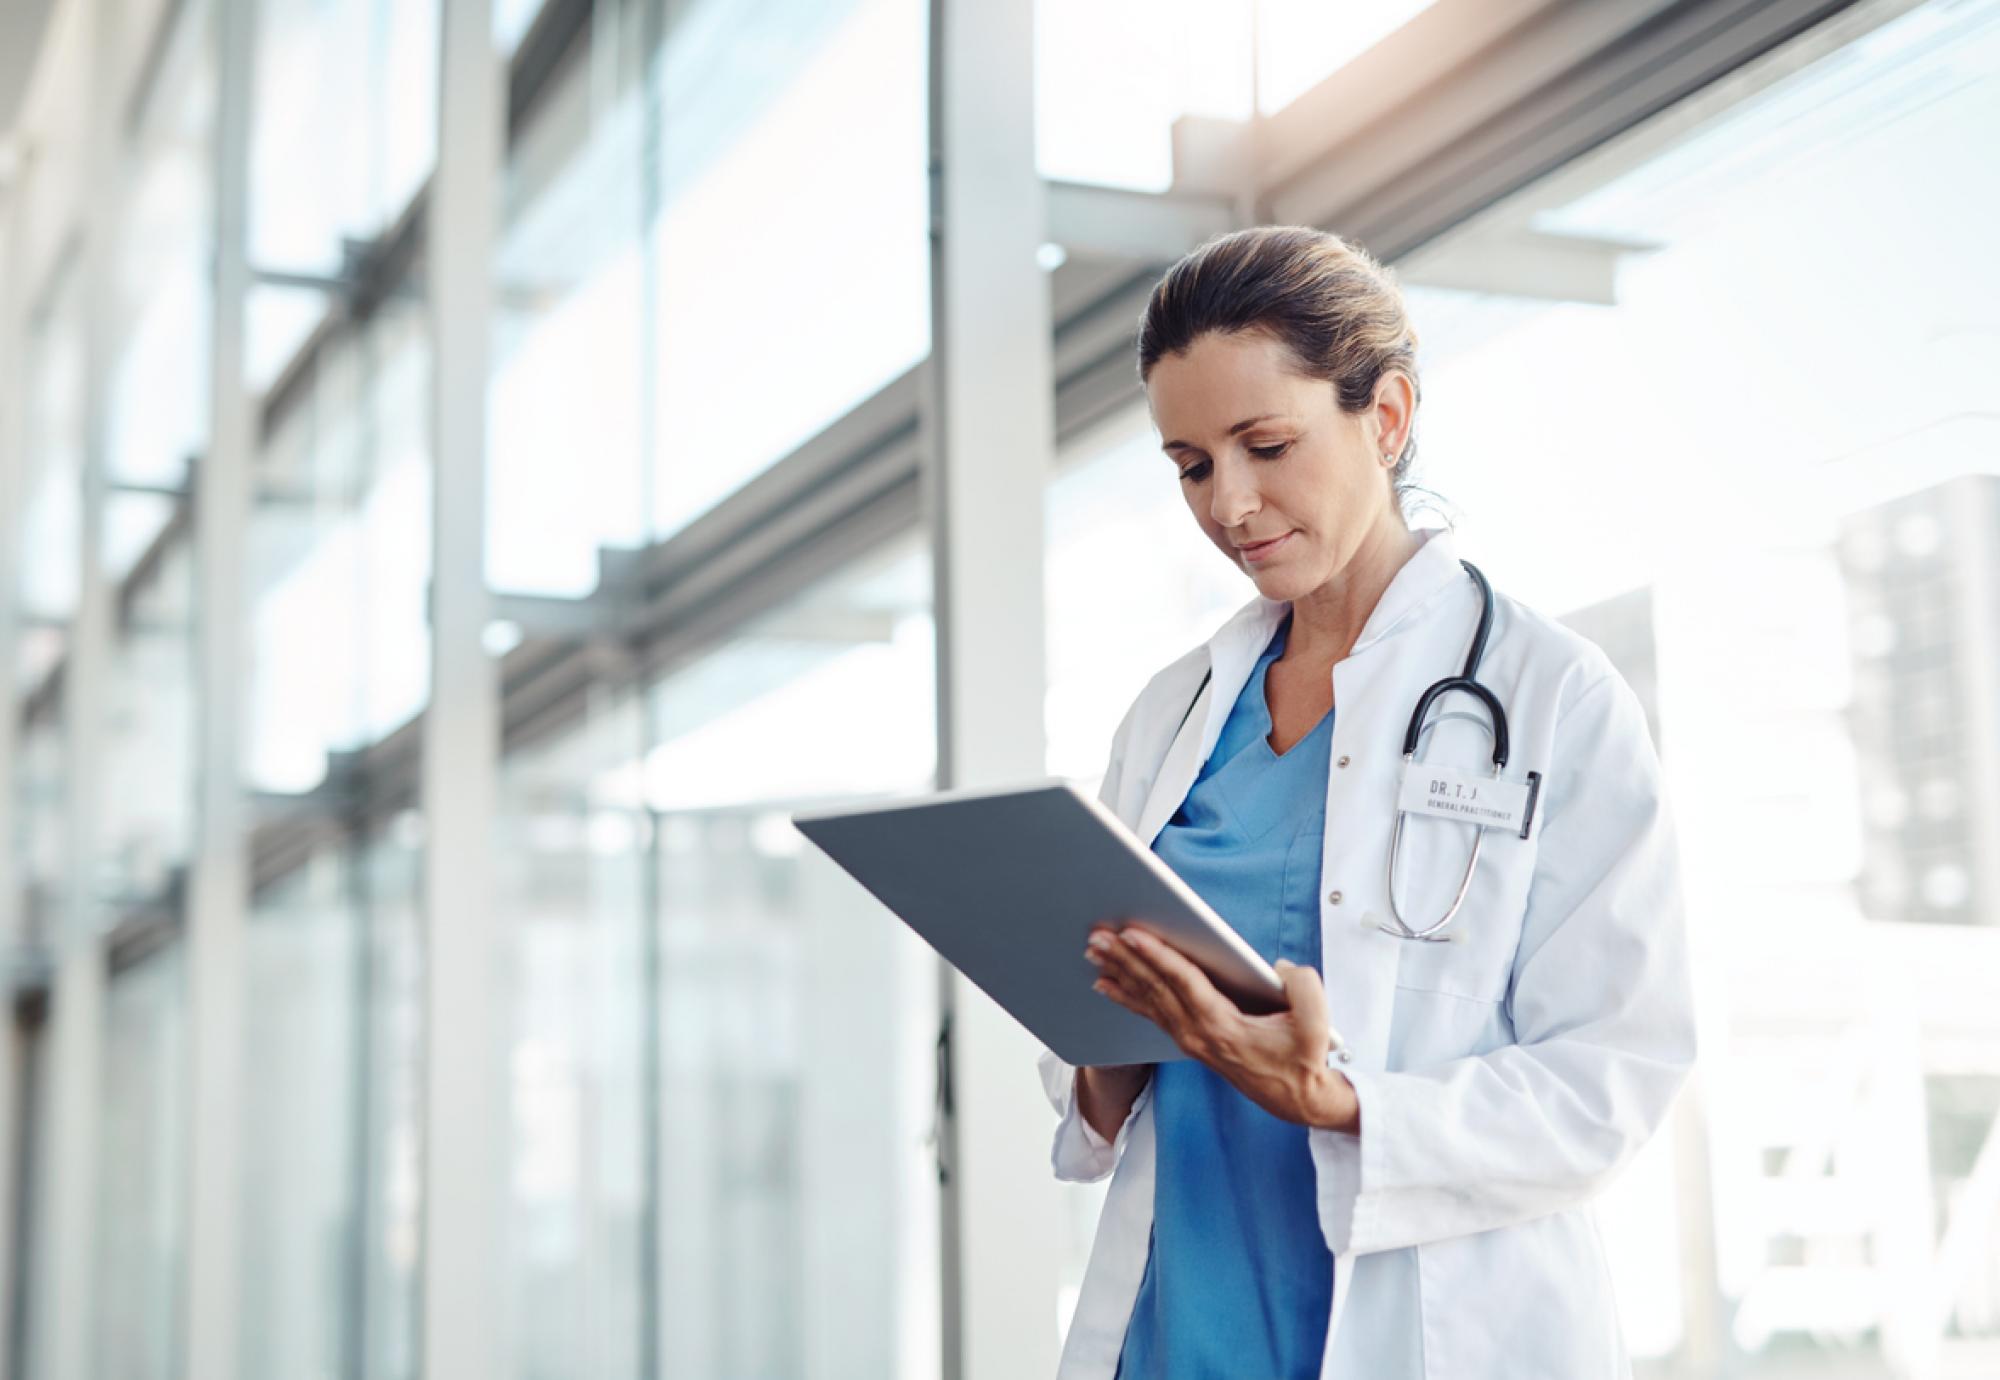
[421,0,504,1376]
[924,0,1065,1376]
[46,0,121,1374]
[182,0,259,1375]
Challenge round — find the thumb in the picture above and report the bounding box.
[1275,959,1333,1055]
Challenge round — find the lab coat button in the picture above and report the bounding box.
[1327,889,1342,905]
[1337,754,1351,767]
[1337,1050,1353,1063]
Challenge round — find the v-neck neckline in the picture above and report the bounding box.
[1255,610,1331,761]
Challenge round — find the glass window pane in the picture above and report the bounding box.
[250,0,438,275]
[1034,0,1252,190]
[95,942,187,1380]
[488,12,649,596]
[643,0,929,541]
[105,29,215,511]
[241,835,420,1380]
[247,301,433,797]
[7,1012,54,1380]
[98,541,197,904]
[242,858,363,1378]
[12,720,66,947]
[1045,405,1265,787]
[359,825,426,1380]
[15,261,87,695]
[489,0,931,592]
[644,532,939,1376]
[1255,0,1441,114]
[498,692,649,1376]
[91,0,211,919]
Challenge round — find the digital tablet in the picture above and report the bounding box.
[791,779,1288,1067]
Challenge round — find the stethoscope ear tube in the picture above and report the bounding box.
[1401,676,1508,768]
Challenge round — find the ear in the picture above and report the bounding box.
[1372,370,1416,463]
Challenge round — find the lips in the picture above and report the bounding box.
[1237,531,1295,562]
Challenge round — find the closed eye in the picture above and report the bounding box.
[1178,442,1290,483]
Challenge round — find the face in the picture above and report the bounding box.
[1146,328,1413,602]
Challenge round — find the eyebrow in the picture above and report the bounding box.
[1161,414,1288,454]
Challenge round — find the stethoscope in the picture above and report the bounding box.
[1171,559,1509,945]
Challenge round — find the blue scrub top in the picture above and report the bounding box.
[1115,606,1336,1380]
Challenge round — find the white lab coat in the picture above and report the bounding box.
[1037,525,1696,1378]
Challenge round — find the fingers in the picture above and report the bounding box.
[1119,928,1237,1029]
[1085,926,1148,1015]
[1089,928,1185,1027]
[1097,929,1248,1068]
[1086,924,1199,1037]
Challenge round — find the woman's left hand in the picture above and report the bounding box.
[1086,923,1360,1133]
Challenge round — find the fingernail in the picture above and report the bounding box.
[1084,950,1102,967]
[1088,932,1113,951]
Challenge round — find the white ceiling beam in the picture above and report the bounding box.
[1042,177,1235,265]
[1399,228,1659,305]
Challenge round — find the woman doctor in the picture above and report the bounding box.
[1037,225,1697,1379]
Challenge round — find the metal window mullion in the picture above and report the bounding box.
[925,1,1063,1377]
[0,86,30,1376]
[181,0,259,1375]
[45,0,128,1374]
[419,0,505,1377]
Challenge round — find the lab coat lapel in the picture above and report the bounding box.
[1316,527,1468,1072]
[1312,528,1468,1363]
[1348,525,1466,656]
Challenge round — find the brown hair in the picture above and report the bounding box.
[1137,225,1425,513]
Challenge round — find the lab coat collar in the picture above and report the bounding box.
[1144,527,1469,851]
[1208,524,1465,672]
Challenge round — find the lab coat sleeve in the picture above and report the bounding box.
[1038,1043,1157,1182]
[1310,670,1698,1256]
[1036,690,1156,1183]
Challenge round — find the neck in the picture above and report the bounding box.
[1284,522,1424,665]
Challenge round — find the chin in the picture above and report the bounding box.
[1245,565,1313,601]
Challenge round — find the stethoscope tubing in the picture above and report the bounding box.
[1165,557,1510,945]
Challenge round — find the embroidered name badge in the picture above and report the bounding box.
[1396,761,1543,840]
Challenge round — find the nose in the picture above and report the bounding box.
[1208,454,1259,530]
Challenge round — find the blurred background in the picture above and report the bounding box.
[0,0,1998,1376]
